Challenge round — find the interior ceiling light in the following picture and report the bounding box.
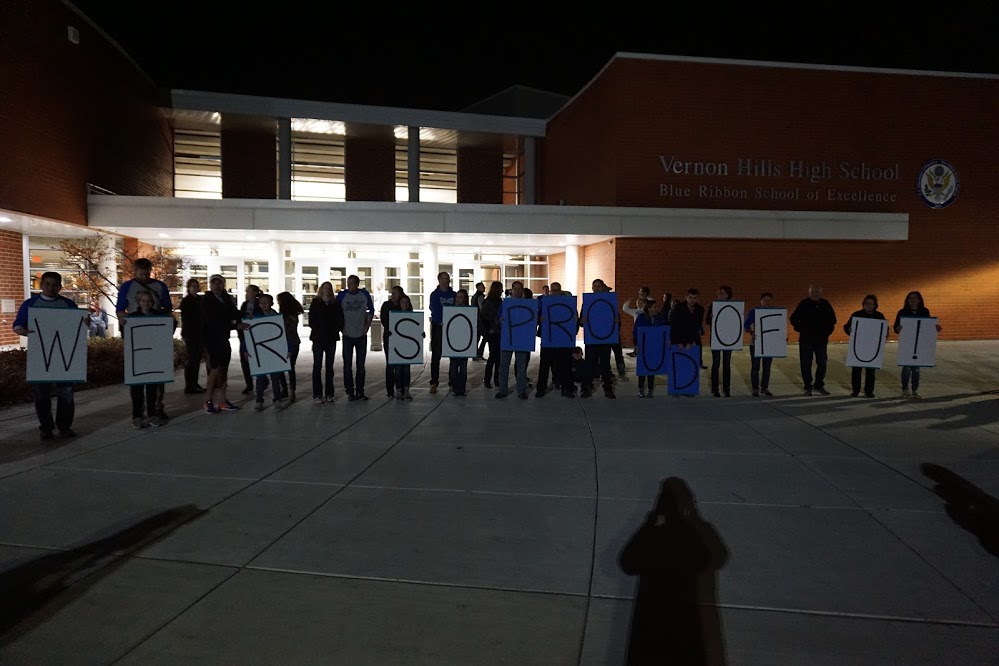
[292,119,345,135]
[0,216,12,223]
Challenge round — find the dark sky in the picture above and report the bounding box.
[73,1,998,110]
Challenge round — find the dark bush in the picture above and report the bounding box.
[0,338,187,406]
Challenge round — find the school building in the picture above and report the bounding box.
[2,0,997,347]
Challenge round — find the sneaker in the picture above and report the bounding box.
[495,391,509,399]
[357,393,369,401]
[274,400,287,411]
[815,388,831,396]
[752,390,759,397]
[864,393,876,398]
[404,391,413,401]
[724,392,731,397]
[58,429,76,439]
[517,393,528,400]
[395,392,404,401]
[647,390,655,398]
[314,397,324,404]
[325,395,336,403]
[148,416,163,427]
[638,390,646,398]
[218,400,240,411]
[348,393,359,402]
[901,389,912,398]
[761,389,773,396]
[803,389,813,396]
[132,418,147,429]
[712,391,721,398]
[205,401,219,414]
[39,430,55,440]
[912,391,923,399]
[850,391,860,397]
[241,386,254,395]
[254,401,265,412]
[627,351,637,357]
[535,390,546,398]
[429,383,438,394]
[604,390,617,400]
[386,392,395,399]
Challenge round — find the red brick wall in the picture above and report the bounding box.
[543,57,999,340]
[221,115,277,199]
[0,230,25,347]
[457,135,503,204]
[0,0,172,225]
[345,125,395,202]
[583,240,616,294]
[548,252,566,289]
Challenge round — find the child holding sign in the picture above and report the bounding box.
[448,289,471,396]
[635,300,666,398]
[893,291,943,399]
[392,295,420,400]
[126,291,176,427]
[253,294,290,412]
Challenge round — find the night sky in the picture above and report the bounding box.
[72,1,998,111]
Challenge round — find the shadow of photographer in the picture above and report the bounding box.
[619,477,729,665]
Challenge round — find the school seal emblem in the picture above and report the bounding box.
[916,160,959,209]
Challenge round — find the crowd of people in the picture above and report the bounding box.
[12,262,943,439]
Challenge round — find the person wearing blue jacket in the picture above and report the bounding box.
[115,258,172,324]
[427,271,456,393]
[13,271,85,440]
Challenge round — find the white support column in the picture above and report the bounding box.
[421,241,438,314]
[408,126,420,202]
[270,240,285,298]
[565,244,581,302]
[21,233,30,300]
[523,136,537,205]
[99,234,119,337]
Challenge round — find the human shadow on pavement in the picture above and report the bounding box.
[921,463,999,557]
[618,477,729,665]
[821,393,999,432]
[0,504,206,644]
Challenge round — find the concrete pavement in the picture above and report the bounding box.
[1,341,997,664]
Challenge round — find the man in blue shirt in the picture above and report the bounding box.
[13,272,84,440]
[427,271,456,393]
[116,258,172,323]
[336,275,375,400]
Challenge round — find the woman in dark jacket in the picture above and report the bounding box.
[480,281,504,389]
[893,291,942,399]
[844,294,887,398]
[308,281,344,403]
[277,291,305,402]
[180,278,204,393]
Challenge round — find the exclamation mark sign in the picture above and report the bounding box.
[912,319,921,360]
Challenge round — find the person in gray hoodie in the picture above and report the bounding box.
[336,275,375,401]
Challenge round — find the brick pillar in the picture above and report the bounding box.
[457,134,503,204]
[221,114,277,199]
[0,230,25,347]
[344,124,396,202]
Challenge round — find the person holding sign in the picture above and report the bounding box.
[180,279,206,394]
[379,285,404,398]
[13,271,85,440]
[391,295,421,400]
[308,281,345,404]
[336,275,375,401]
[428,272,457,394]
[634,300,666,398]
[480,281,504,389]
[536,281,576,398]
[582,279,618,400]
[495,281,535,399]
[705,286,737,397]
[251,294,290,411]
[790,285,837,396]
[843,294,888,398]
[744,292,777,397]
[667,289,705,397]
[201,274,250,413]
[893,291,942,399]
[448,289,472,396]
[126,290,177,427]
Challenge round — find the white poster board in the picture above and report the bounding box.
[241,314,291,376]
[710,301,745,351]
[753,308,787,358]
[896,317,938,367]
[388,311,425,364]
[845,317,888,369]
[26,307,88,383]
[442,306,477,358]
[124,316,176,385]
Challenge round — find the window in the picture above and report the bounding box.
[174,128,222,199]
[291,120,346,202]
[394,127,458,203]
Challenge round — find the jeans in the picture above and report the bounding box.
[395,364,411,394]
[257,372,288,402]
[586,344,614,391]
[240,352,253,390]
[484,333,501,384]
[537,347,556,392]
[430,323,443,384]
[750,349,773,391]
[312,340,337,398]
[710,349,732,393]
[342,335,367,396]
[901,366,921,391]
[130,384,159,419]
[499,350,529,395]
[383,343,397,395]
[287,342,299,393]
[852,367,876,395]
[638,375,656,390]
[182,336,203,388]
[612,342,625,372]
[34,383,74,433]
[799,341,828,390]
[449,357,469,394]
